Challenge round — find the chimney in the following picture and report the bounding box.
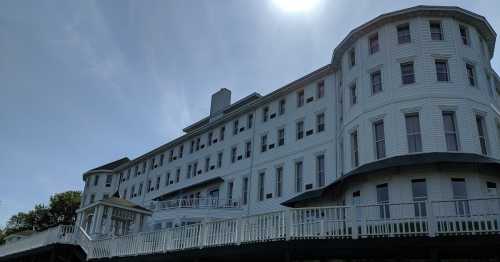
[210,88,231,119]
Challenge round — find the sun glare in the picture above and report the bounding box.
[272,0,320,13]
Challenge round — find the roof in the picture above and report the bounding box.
[282,152,500,207]
[331,5,497,69]
[100,197,152,213]
[154,177,224,201]
[85,157,130,175]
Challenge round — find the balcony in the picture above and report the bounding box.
[1,198,499,260]
[149,198,242,211]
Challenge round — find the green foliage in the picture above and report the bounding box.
[3,191,81,239]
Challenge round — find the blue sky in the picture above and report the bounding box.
[0,0,499,226]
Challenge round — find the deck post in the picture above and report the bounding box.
[351,206,359,239]
[427,200,436,237]
[285,209,292,240]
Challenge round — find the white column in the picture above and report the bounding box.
[91,205,103,234]
[104,207,113,236]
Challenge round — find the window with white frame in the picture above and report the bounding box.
[297,90,304,108]
[245,141,252,158]
[459,25,469,46]
[227,181,234,202]
[262,106,269,122]
[486,181,497,196]
[411,179,427,217]
[275,166,283,198]
[376,183,390,219]
[349,48,356,68]
[258,172,265,201]
[233,119,239,135]
[247,113,253,129]
[231,146,237,163]
[217,151,223,168]
[205,157,210,172]
[351,130,359,168]
[279,99,286,115]
[369,33,379,54]
[350,83,357,105]
[405,113,422,153]
[442,111,460,151]
[295,161,303,193]
[435,59,449,82]
[278,128,285,146]
[316,154,325,187]
[397,23,411,44]
[296,120,304,140]
[105,175,112,187]
[179,145,183,159]
[316,112,325,133]
[175,168,180,183]
[317,80,325,99]
[94,175,99,186]
[466,63,476,86]
[371,70,382,94]
[242,177,249,205]
[430,21,443,40]
[260,134,268,152]
[401,62,415,85]
[208,132,213,146]
[220,126,225,141]
[373,120,386,159]
[476,115,488,155]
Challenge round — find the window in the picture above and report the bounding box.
[142,162,146,173]
[459,25,469,46]
[245,141,252,158]
[316,154,325,187]
[90,194,95,203]
[138,183,143,195]
[435,60,449,82]
[373,120,386,159]
[430,21,443,40]
[296,121,304,140]
[486,181,497,196]
[349,83,357,105]
[278,128,285,146]
[217,152,223,168]
[443,111,459,151]
[233,120,239,135]
[208,132,213,146]
[242,177,249,205]
[276,166,283,198]
[205,157,210,172]
[122,189,127,199]
[317,81,325,99]
[371,70,382,94]
[452,178,470,216]
[401,62,415,85]
[376,183,390,219]
[150,157,155,169]
[466,63,476,86]
[160,154,164,166]
[279,99,286,115]
[412,179,427,217]
[297,90,304,107]
[227,181,234,201]
[316,113,325,133]
[369,33,379,54]
[147,180,152,193]
[258,172,265,201]
[169,150,174,162]
[476,115,488,155]
[105,175,112,187]
[349,48,356,68]
[176,168,180,183]
[231,146,237,163]
[405,113,422,153]
[351,130,359,168]
[260,134,268,152]
[220,126,225,141]
[397,23,411,44]
[486,74,494,97]
[94,175,99,186]
[190,140,195,153]
[155,176,160,191]
[295,161,303,193]
[130,186,135,198]
[165,173,170,186]
[262,107,269,122]
[187,164,192,179]
[193,162,198,177]
[247,114,253,129]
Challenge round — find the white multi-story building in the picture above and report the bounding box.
[74,5,500,239]
[2,5,500,262]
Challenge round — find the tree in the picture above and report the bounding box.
[5,212,32,235]
[48,191,81,225]
[0,228,5,245]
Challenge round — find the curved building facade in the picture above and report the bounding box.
[1,5,500,262]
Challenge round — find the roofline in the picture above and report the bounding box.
[110,64,332,172]
[330,5,497,69]
[76,200,153,215]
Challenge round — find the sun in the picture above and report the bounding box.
[272,0,320,13]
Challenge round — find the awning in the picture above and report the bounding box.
[153,177,224,201]
[282,152,500,207]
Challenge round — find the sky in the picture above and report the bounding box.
[0,0,499,227]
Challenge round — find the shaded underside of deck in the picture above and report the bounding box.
[0,243,85,262]
[93,235,500,262]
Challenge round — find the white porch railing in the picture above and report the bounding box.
[1,198,500,260]
[0,225,75,258]
[150,198,241,211]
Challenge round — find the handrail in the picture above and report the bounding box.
[1,198,500,260]
[151,198,242,210]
